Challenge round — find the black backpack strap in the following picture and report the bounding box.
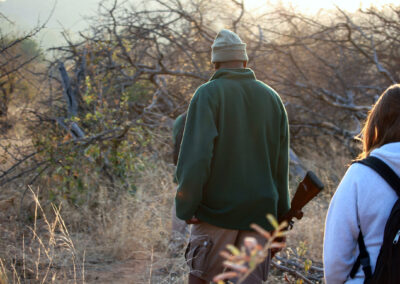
[357,156,400,196]
[349,155,400,279]
[350,231,372,279]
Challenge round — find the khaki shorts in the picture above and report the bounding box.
[185,222,271,283]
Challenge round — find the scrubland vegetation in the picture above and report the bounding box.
[1,0,400,283]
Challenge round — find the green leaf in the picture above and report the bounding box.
[266,214,279,229]
[304,259,312,273]
[226,244,241,256]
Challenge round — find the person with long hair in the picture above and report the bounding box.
[324,84,400,283]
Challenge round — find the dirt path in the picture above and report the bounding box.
[84,253,187,284]
[85,259,148,283]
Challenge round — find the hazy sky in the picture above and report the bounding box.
[0,0,397,49]
[0,0,100,48]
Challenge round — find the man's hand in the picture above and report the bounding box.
[271,236,286,258]
[185,217,201,224]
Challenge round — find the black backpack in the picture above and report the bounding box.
[350,156,400,283]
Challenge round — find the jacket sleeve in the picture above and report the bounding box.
[324,166,360,284]
[276,103,290,219]
[175,89,218,220]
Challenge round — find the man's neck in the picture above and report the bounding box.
[216,61,245,69]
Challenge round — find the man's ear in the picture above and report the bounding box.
[243,61,247,68]
[214,62,220,70]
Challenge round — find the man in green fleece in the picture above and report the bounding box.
[175,29,290,284]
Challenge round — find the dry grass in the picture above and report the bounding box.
[81,160,189,283]
[0,187,84,283]
[0,158,188,283]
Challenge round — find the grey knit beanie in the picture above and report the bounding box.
[211,29,248,63]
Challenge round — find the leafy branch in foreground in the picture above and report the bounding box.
[213,214,287,284]
[213,214,324,284]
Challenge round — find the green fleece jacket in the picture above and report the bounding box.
[175,68,290,231]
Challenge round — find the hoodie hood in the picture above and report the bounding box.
[370,142,400,176]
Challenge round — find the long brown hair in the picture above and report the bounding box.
[358,84,400,159]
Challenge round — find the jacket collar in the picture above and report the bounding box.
[210,68,256,81]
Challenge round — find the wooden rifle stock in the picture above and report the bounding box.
[279,171,324,228]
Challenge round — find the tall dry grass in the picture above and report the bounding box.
[0,157,189,283]
[78,159,189,283]
[0,187,84,283]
